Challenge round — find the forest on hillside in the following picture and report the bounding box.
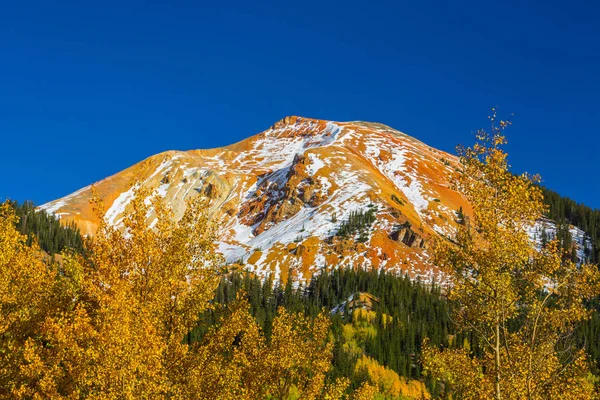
[2,179,599,399]
[8,200,84,256]
[2,127,600,398]
[541,186,600,263]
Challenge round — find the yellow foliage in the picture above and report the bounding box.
[352,308,377,323]
[0,203,56,397]
[355,355,430,399]
[351,307,392,327]
[424,114,600,399]
[422,339,492,399]
[350,381,378,400]
[0,188,361,399]
[1,187,222,398]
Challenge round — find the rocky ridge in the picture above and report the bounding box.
[41,116,586,283]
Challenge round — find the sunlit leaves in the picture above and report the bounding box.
[0,187,362,399]
[425,115,600,399]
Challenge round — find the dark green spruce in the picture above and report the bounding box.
[7,200,85,256]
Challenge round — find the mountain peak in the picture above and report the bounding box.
[264,116,341,143]
[40,117,469,283]
[270,116,320,130]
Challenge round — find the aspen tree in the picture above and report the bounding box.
[1,187,361,399]
[423,112,600,399]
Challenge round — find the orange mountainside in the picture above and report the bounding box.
[40,116,471,282]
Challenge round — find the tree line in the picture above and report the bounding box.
[191,267,465,397]
[0,190,380,399]
[7,200,84,256]
[541,186,600,263]
[5,130,600,398]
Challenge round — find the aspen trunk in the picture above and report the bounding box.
[496,320,501,400]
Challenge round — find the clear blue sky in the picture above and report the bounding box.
[1,1,599,208]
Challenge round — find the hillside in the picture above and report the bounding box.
[39,116,470,281]
[39,116,590,281]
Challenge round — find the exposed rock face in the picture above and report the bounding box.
[39,116,473,283]
[389,223,425,248]
[238,153,332,236]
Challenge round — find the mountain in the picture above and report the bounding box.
[40,116,585,282]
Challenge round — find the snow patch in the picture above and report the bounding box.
[104,185,137,226]
[38,184,93,214]
[306,153,326,175]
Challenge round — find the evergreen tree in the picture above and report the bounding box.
[7,200,84,256]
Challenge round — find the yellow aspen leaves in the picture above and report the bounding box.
[355,355,430,399]
[0,187,365,399]
[424,115,600,399]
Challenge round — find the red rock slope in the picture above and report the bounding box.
[40,116,471,283]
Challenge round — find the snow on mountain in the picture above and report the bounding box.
[38,116,475,282]
[528,217,592,264]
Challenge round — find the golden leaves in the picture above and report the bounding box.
[426,117,600,399]
[422,339,492,399]
[0,190,357,399]
[0,204,56,397]
[176,294,340,400]
[0,187,224,398]
[355,354,430,399]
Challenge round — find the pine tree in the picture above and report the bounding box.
[456,206,465,225]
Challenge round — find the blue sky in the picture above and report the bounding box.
[1,1,599,207]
